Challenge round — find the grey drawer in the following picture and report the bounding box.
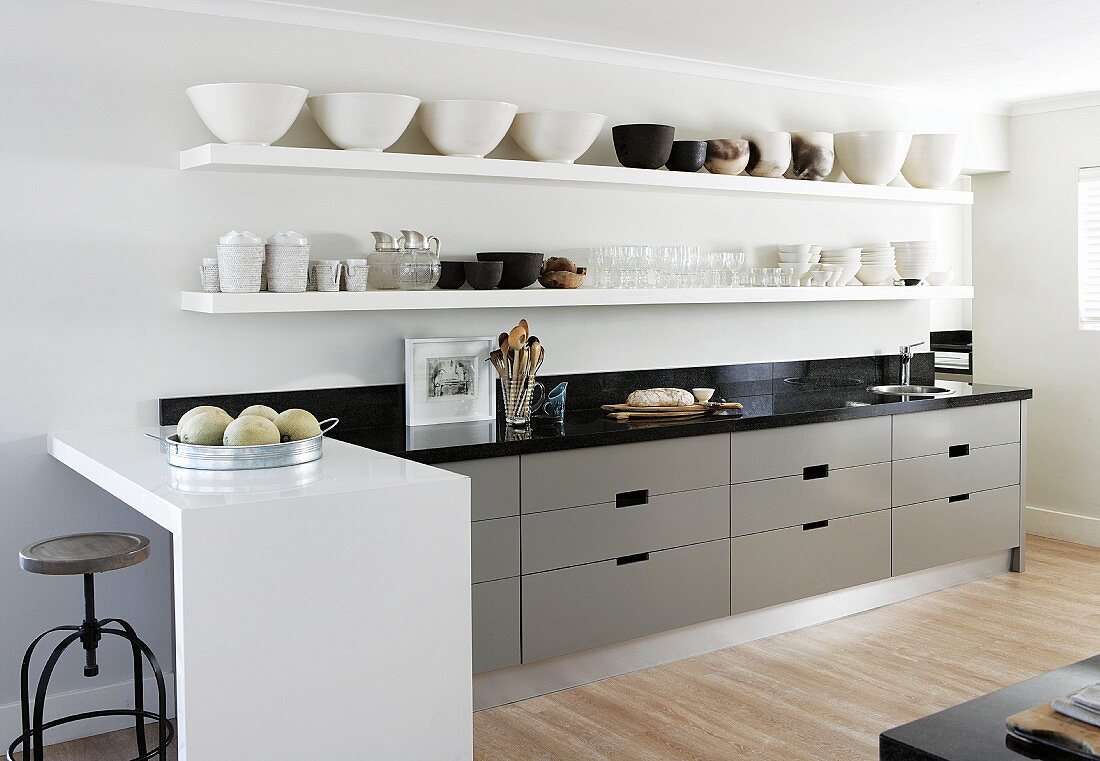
[892,485,1021,575]
[730,510,891,614]
[472,516,519,583]
[522,539,731,663]
[472,578,520,674]
[520,434,730,514]
[437,457,520,522]
[892,442,1020,506]
[730,462,891,536]
[730,417,891,484]
[522,486,729,574]
[892,403,1020,460]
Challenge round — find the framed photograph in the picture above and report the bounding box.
[404,337,496,427]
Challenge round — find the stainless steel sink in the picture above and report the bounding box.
[868,384,955,397]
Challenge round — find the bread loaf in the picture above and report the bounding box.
[625,388,695,407]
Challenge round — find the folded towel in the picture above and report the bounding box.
[1053,696,1100,729]
[1073,685,1100,714]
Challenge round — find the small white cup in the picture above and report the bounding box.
[692,388,715,403]
[199,259,219,293]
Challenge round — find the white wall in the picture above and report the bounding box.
[973,105,1100,543]
[0,0,997,736]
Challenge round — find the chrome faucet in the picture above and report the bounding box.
[899,341,926,385]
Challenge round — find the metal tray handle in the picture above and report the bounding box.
[319,418,339,435]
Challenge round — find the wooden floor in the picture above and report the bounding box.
[24,537,1100,761]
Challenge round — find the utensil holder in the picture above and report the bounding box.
[501,377,546,428]
[266,244,310,293]
[199,263,220,293]
[313,263,344,292]
[216,244,264,293]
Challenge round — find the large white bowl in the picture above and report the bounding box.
[510,111,606,163]
[418,100,518,158]
[187,83,308,146]
[834,131,912,185]
[307,92,420,151]
[902,133,964,189]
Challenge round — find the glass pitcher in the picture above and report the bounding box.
[396,229,442,291]
[367,231,401,290]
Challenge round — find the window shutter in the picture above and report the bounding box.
[1079,167,1100,329]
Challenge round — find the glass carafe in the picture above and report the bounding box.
[367,231,401,290]
[396,229,442,291]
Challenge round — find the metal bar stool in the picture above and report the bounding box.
[6,533,174,761]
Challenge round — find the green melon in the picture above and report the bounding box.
[179,411,232,446]
[274,409,321,442]
[223,415,281,446]
[239,404,278,422]
[178,405,230,429]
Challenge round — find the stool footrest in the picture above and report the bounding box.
[6,709,174,761]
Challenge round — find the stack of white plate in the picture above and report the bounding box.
[857,245,896,285]
[891,240,938,281]
[819,248,862,285]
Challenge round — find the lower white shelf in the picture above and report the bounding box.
[180,286,974,314]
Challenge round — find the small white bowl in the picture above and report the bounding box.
[418,100,518,158]
[692,388,715,403]
[307,92,420,151]
[779,252,813,263]
[856,264,897,285]
[187,83,308,146]
[510,111,606,163]
[925,269,955,286]
[902,134,964,189]
[777,244,813,254]
[834,130,912,185]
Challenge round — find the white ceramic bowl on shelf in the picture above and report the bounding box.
[834,130,912,185]
[925,268,955,286]
[856,264,897,285]
[187,83,308,146]
[418,100,518,158]
[510,111,606,163]
[307,92,420,151]
[902,134,964,189]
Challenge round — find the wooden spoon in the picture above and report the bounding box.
[508,325,526,352]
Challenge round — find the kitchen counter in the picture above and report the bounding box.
[47,428,473,761]
[330,380,1032,464]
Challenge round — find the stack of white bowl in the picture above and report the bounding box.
[777,244,816,285]
[892,241,939,282]
[819,248,862,286]
[856,244,897,285]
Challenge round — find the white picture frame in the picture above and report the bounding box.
[404,336,496,427]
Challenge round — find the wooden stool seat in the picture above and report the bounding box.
[19,533,150,576]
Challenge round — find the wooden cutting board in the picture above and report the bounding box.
[606,410,712,421]
[1006,702,1100,758]
[601,402,744,413]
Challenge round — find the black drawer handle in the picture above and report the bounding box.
[949,444,970,458]
[803,464,829,480]
[803,520,830,531]
[616,489,649,508]
[616,552,650,566]
[949,493,970,503]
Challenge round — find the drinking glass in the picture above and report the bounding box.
[777,267,794,287]
[717,252,746,287]
[750,267,767,287]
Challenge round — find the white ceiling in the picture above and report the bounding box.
[273,0,1100,105]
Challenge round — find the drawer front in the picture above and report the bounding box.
[892,403,1020,460]
[892,442,1020,506]
[522,539,731,663]
[520,434,730,514]
[472,578,520,674]
[522,486,729,574]
[730,510,891,614]
[472,516,519,584]
[730,462,891,536]
[730,417,891,484]
[437,457,520,522]
[892,486,1021,575]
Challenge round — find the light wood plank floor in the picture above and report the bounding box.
[21,537,1099,760]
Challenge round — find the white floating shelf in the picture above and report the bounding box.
[181,286,974,314]
[180,144,973,206]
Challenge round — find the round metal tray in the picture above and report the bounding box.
[148,418,339,471]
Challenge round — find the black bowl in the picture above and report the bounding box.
[665,140,706,172]
[476,252,544,289]
[437,261,467,289]
[612,124,675,170]
[464,261,503,290]
[902,278,923,287]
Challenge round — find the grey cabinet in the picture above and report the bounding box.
[730,417,890,484]
[730,462,891,536]
[521,539,731,663]
[472,578,520,674]
[437,456,520,521]
[521,486,729,574]
[730,510,891,614]
[892,443,1020,506]
[892,402,1020,460]
[520,434,730,514]
[892,486,1022,575]
[471,517,519,584]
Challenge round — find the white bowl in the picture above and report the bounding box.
[187,83,308,146]
[785,263,813,283]
[778,244,813,254]
[856,264,897,285]
[902,134,963,189]
[742,131,792,178]
[510,111,606,163]
[925,269,955,286]
[779,252,813,263]
[834,131,912,185]
[837,263,862,285]
[418,100,518,158]
[307,92,420,151]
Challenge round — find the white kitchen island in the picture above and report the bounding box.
[47,427,473,761]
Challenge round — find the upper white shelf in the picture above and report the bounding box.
[181,286,974,314]
[180,144,973,206]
